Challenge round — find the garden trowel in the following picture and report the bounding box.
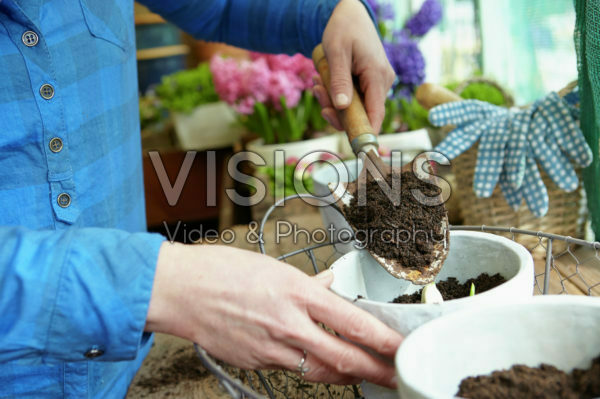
[312,44,449,285]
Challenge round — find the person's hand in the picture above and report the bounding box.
[146,243,403,388]
[313,0,395,133]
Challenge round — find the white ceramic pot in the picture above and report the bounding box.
[395,295,600,399]
[337,128,432,159]
[173,102,243,150]
[329,231,534,336]
[330,231,534,399]
[245,133,339,167]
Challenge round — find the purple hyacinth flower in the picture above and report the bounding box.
[365,0,396,22]
[405,0,442,37]
[384,38,426,88]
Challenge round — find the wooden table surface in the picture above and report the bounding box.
[127,206,599,398]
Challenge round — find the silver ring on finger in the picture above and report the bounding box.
[296,350,309,378]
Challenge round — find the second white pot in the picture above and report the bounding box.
[396,295,600,399]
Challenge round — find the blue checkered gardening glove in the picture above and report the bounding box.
[529,92,592,192]
[431,100,523,198]
[429,92,592,217]
[499,148,549,216]
[429,100,506,159]
[503,104,534,190]
[502,93,591,216]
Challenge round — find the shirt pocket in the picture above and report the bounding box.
[78,0,131,52]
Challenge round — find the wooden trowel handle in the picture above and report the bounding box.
[312,44,376,153]
[415,83,463,110]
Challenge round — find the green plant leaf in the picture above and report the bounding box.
[396,97,432,132]
[261,162,316,198]
[469,283,476,296]
[254,102,275,144]
[155,63,219,113]
[281,96,304,143]
[381,98,398,133]
[239,90,328,144]
[305,91,328,133]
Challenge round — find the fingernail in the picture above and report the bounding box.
[314,269,333,281]
[335,93,349,107]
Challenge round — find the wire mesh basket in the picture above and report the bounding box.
[194,194,600,399]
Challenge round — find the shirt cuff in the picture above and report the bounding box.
[43,230,165,363]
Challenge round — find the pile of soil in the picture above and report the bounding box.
[457,355,600,399]
[390,273,506,303]
[344,170,446,272]
[135,351,208,393]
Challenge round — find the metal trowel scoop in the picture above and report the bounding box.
[312,44,449,285]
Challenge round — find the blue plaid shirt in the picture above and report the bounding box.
[0,0,375,397]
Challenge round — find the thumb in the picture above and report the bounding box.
[326,46,353,109]
[313,269,334,287]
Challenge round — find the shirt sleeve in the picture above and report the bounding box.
[0,226,165,364]
[137,0,376,57]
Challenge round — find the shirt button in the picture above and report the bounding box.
[40,84,54,100]
[84,348,104,359]
[22,31,39,47]
[57,193,71,208]
[49,137,63,153]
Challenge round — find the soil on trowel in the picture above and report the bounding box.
[390,273,506,303]
[457,355,600,399]
[344,170,446,272]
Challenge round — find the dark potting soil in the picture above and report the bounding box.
[344,170,446,272]
[457,355,600,399]
[135,350,208,393]
[390,273,506,303]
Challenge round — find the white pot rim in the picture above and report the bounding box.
[377,128,432,151]
[330,230,534,309]
[246,133,338,148]
[172,101,231,115]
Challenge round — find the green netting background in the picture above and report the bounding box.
[574,0,600,241]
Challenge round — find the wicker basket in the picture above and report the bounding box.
[451,80,586,256]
